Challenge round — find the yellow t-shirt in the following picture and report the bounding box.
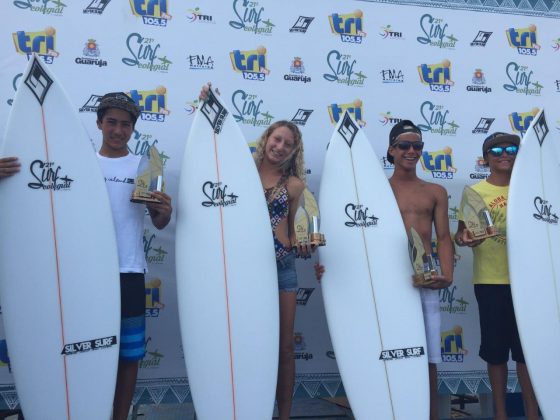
[458,180,510,285]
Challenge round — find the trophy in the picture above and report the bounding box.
[459,186,498,240]
[130,145,164,204]
[408,227,438,287]
[293,188,326,247]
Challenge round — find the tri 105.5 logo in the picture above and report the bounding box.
[417,14,458,49]
[323,50,366,87]
[145,278,165,317]
[509,108,539,135]
[421,147,456,180]
[230,46,269,81]
[129,0,171,27]
[129,87,170,122]
[441,325,467,362]
[328,10,365,44]
[327,100,365,127]
[13,27,59,64]
[418,60,453,92]
[506,24,540,55]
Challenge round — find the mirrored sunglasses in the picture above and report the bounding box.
[394,141,424,151]
[487,145,518,157]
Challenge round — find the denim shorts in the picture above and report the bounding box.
[277,252,298,293]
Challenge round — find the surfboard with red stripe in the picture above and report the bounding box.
[176,89,278,419]
[0,56,120,420]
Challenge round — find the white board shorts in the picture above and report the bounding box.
[420,288,442,364]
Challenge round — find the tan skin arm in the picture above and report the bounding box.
[146,190,173,230]
[454,220,484,247]
[429,184,454,289]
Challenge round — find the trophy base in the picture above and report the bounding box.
[412,272,437,288]
[130,194,162,204]
[467,226,499,241]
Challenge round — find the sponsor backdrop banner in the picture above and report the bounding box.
[0,0,559,409]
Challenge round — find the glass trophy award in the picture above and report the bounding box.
[408,227,438,287]
[460,186,498,240]
[294,188,326,247]
[130,145,164,204]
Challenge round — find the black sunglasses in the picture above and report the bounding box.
[394,141,424,151]
[487,145,518,157]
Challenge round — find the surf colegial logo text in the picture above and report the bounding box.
[201,181,238,207]
[344,203,378,227]
[28,159,73,190]
[533,197,559,224]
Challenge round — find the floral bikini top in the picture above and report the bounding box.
[265,180,291,260]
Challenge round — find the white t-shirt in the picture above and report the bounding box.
[97,153,146,273]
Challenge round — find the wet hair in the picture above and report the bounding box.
[254,120,306,181]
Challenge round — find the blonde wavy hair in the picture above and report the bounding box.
[253,120,306,181]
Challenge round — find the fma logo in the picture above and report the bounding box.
[13,27,59,64]
[79,94,102,113]
[129,87,170,122]
[441,325,467,362]
[418,60,453,92]
[122,33,171,72]
[84,0,111,14]
[145,278,165,317]
[418,101,459,136]
[379,112,402,126]
[323,50,365,87]
[290,16,314,33]
[231,89,273,126]
[380,68,404,83]
[230,46,269,81]
[327,100,365,127]
[466,68,491,93]
[471,31,492,46]
[186,7,213,23]
[229,0,274,35]
[75,39,107,67]
[188,54,214,70]
[129,0,171,26]
[14,0,66,15]
[417,14,458,49]
[506,24,540,55]
[503,62,542,96]
[509,109,539,135]
[284,57,311,83]
[291,109,313,126]
[472,117,495,134]
[379,24,402,39]
[328,10,365,43]
[421,147,456,180]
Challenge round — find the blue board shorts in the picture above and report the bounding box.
[277,252,298,293]
[120,273,146,362]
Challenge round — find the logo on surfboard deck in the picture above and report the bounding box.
[379,346,425,361]
[533,110,549,145]
[338,112,359,147]
[201,181,238,207]
[24,58,53,105]
[28,160,73,191]
[533,197,559,225]
[200,89,228,134]
[344,203,379,228]
[61,335,117,355]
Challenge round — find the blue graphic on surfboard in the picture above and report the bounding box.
[175,88,278,420]
[508,109,560,420]
[318,111,429,419]
[0,56,120,419]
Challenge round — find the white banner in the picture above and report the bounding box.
[0,0,559,407]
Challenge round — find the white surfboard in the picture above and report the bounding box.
[508,109,560,420]
[0,57,120,419]
[175,89,278,420]
[318,112,429,419]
